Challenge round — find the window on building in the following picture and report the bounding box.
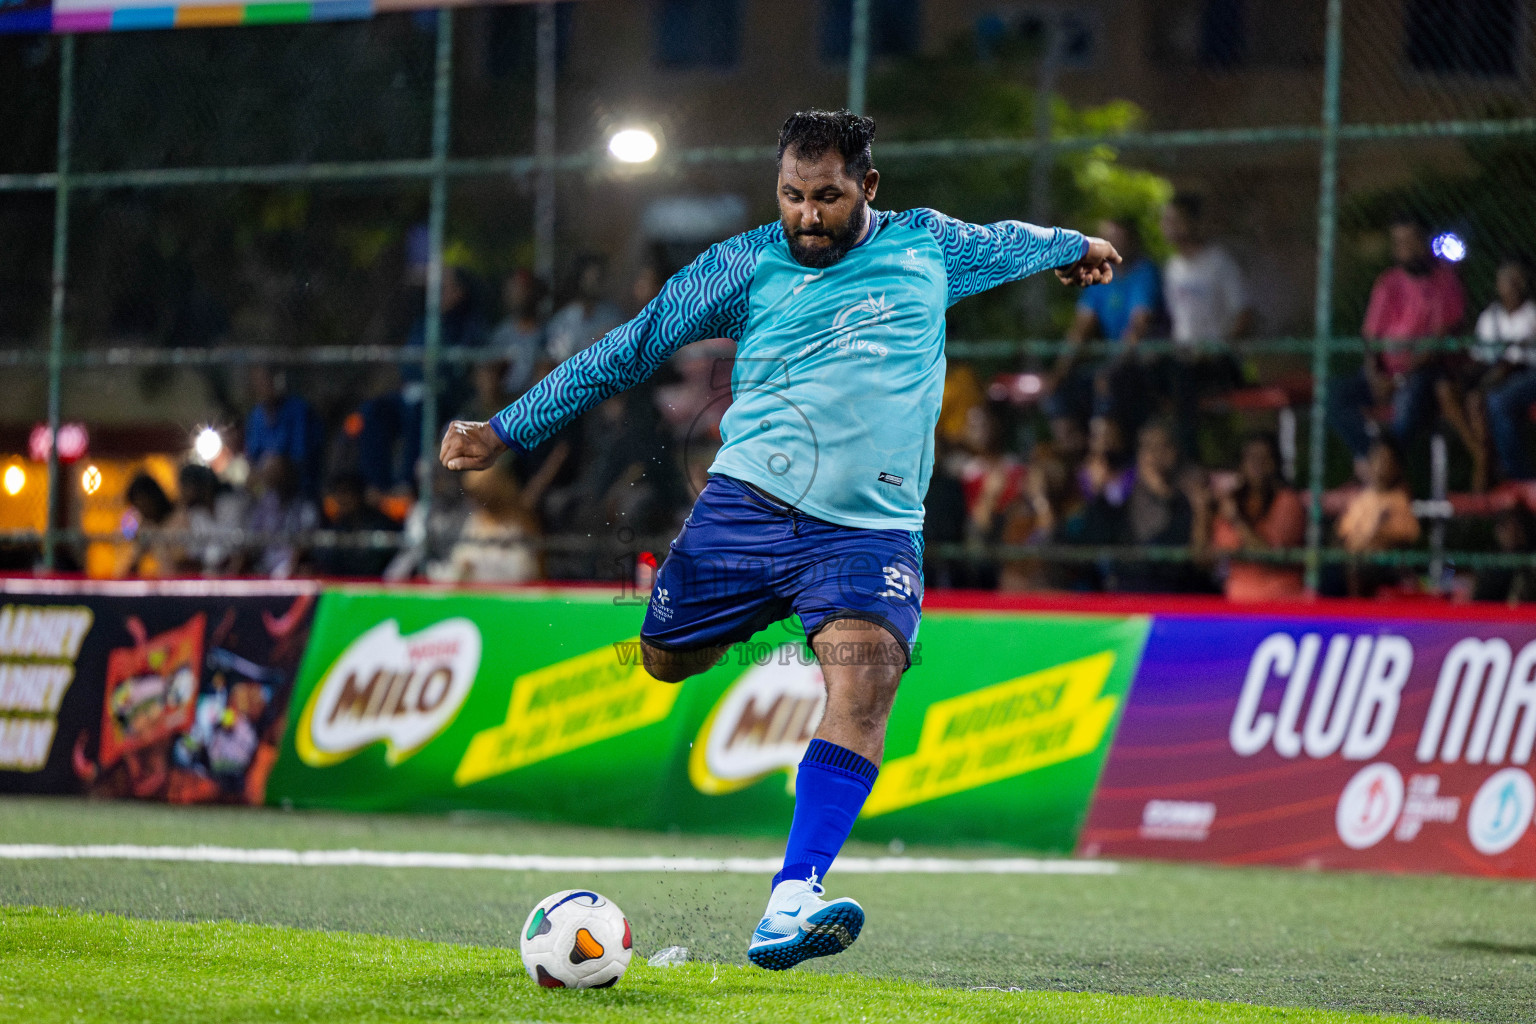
[1197,0,1246,70]
[1405,0,1521,78]
[484,2,573,80]
[975,8,1099,69]
[821,0,923,63]
[1151,0,1321,71]
[654,0,742,70]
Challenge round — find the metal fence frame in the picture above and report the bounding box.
[2,0,1535,586]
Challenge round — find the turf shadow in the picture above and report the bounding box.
[1439,939,1536,958]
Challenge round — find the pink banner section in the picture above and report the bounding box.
[1082,609,1536,877]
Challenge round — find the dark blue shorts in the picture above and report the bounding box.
[640,475,923,662]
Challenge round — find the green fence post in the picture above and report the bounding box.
[1305,0,1343,594]
[418,8,454,519]
[43,35,75,571]
[847,0,871,115]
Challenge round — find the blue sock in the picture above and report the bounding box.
[774,738,878,889]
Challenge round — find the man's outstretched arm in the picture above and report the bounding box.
[440,230,767,471]
[899,208,1119,305]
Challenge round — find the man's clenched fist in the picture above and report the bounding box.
[439,420,508,471]
[1054,236,1122,288]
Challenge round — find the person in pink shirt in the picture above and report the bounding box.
[1326,213,1466,475]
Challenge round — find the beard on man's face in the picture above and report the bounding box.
[786,198,867,269]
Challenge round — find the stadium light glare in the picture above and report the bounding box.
[608,128,659,164]
[194,426,224,464]
[2,466,23,496]
[81,465,102,496]
[1432,231,1467,263]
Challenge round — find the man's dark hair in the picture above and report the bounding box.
[1169,192,1205,222]
[126,473,173,524]
[777,109,876,180]
[1388,210,1429,234]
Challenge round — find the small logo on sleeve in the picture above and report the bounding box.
[878,472,904,486]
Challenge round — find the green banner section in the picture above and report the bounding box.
[267,588,1149,850]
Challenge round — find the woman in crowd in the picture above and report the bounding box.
[958,405,1026,545]
[432,455,540,584]
[998,443,1094,592]
[123,473,178,577]
[1095,419,1214,593]
[1211,433,1307,601]
[1335,438,1420,597]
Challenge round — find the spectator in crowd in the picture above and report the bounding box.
[1078,414,1135,508]
[360,264,488,495]
[384,458,471,582]
[1046,412,1088,469]
[1211,432,1307,601]
[568,388,682,538]
[312,473,400,578]
[656,337,735,449]
[1473,505,1536,606]
[124,472,177,577]
[244,453,319,579]
[1159,193,1255,457]
[999,442,1095,592]
[958,405,1026,546]
[937,362,988,451]
[545,254,623,364]
[921,438,967,589]
[1479,258,1536,482]
[1046,217,1161,435]
[173,463,246,576]
[1095,419,1212,593]
[1326,213,1466,480]
[455,357,513,425]
[1335,438,1420,597]
[489,269,549,398]
[244,365,323,498]
[431,456,539,584]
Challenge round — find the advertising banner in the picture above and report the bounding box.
[0,0,565,36]
[1079,613,1536,876]
[0,580,317,805]
[267,588,1147,850]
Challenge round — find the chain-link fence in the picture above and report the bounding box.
[0,0,1533,599]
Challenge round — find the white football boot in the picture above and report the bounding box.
[746,872,864,970]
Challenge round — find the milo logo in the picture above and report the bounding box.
[296,618,480,767]
[688,652,826,795]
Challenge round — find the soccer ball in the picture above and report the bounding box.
[519,889,633,989]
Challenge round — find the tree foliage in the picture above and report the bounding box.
[869,39,1173,336]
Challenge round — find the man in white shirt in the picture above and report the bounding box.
[1479,258,1536,481]
[1158,193,1255,456]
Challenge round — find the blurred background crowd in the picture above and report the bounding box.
[3,0,1535,603]
[80,195,1536,605]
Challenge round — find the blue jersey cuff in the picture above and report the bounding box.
[1064,233,1089,266]
[486,415,524,454]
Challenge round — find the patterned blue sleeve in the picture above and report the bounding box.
[897,208,1089,307]
[489,224,777,450]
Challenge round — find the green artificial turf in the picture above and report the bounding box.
[0,906,1452,1024]
[1,798,1534,1023]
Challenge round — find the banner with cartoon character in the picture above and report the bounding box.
[267,587,1146,850]
[0,580,317,804]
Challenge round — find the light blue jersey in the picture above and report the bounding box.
[490,208,1086,530]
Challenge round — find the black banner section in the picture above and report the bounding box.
[0,580,317,805]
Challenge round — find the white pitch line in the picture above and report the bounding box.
[0,844,1118,876]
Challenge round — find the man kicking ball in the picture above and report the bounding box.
[440,108,1119,970]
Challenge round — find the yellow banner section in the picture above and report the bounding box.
[863,650,1119,817]
[454,638,680,787]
